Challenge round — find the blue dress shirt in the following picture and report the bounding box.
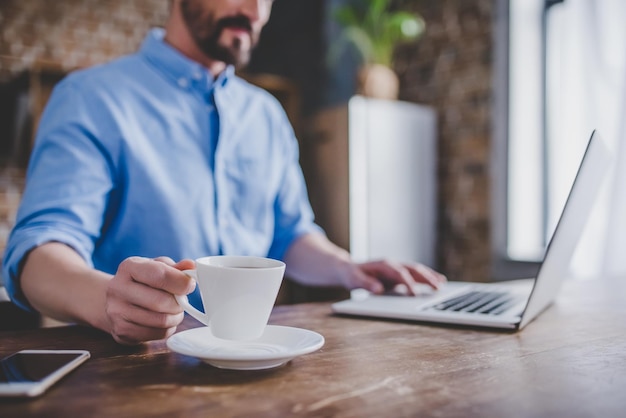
[3,28,322,311]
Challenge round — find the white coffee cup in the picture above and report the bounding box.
[175,255,285,341]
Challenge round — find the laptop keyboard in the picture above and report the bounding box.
[431,291,518,315]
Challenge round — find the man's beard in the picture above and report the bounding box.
[180,0,258,68]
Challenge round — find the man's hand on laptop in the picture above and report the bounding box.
[346,260,446,296]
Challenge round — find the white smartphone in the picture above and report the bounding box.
[0,349,90,397]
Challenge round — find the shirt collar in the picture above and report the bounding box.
[140,28,233,95]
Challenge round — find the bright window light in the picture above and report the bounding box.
[507,0,544,261]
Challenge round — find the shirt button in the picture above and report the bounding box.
[178,78,188,88]
[192,71,202,80]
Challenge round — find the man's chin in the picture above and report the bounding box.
[222,28,252,45]
[219,51,251,68]
[223,40,253,61]
[218,45,252,68]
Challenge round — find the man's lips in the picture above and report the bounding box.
[223,25,251,35]
[218,16,253,35]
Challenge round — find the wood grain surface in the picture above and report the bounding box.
[1,278,625,417]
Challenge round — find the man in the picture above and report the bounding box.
[3,0,445,345]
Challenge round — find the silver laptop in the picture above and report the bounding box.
[332,131,611,330]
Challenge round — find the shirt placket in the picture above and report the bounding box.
[212,84,228,255]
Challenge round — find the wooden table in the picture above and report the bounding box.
[1,278,625,417]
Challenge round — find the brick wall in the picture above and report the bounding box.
[394,0,493,281]
[0,0,169,81]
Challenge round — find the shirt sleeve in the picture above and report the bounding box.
[2,78,116,311]
[267,110,325,261]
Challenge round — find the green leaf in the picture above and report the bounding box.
[333,5,359,27]
[369,0,390,19]
[386,12,425,42]
[329,0,425,66]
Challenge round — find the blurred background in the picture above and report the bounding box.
[1,0,624,309]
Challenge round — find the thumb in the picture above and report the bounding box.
[352,269,384,294]
[173,258,196,271]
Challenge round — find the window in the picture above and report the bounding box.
[494,0,626,280]
[506,0,546,262]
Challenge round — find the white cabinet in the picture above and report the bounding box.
[304,96,437,266]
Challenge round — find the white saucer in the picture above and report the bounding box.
[167,325,324,370]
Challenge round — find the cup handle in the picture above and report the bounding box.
[175,269,210,326]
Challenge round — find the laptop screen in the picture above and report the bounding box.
[519,131,612,329]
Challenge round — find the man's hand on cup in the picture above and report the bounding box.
[105,256,196,345]
[343,259,447,296]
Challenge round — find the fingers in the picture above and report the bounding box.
[109,278,183,315]
[154,256,196,272]
[355,260,446,295]
[111,322,179,345]
[346,268,386,294]
[405,262,447,290]
[173,258,196,271]
[107,303,185,345]
[153,256,176,265]
[357,261,415,294]
[106,256,197,344]
[118,256,196,296]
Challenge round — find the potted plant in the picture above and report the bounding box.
[329,0,425,99]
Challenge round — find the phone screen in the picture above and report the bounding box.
[0,352,86,383]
